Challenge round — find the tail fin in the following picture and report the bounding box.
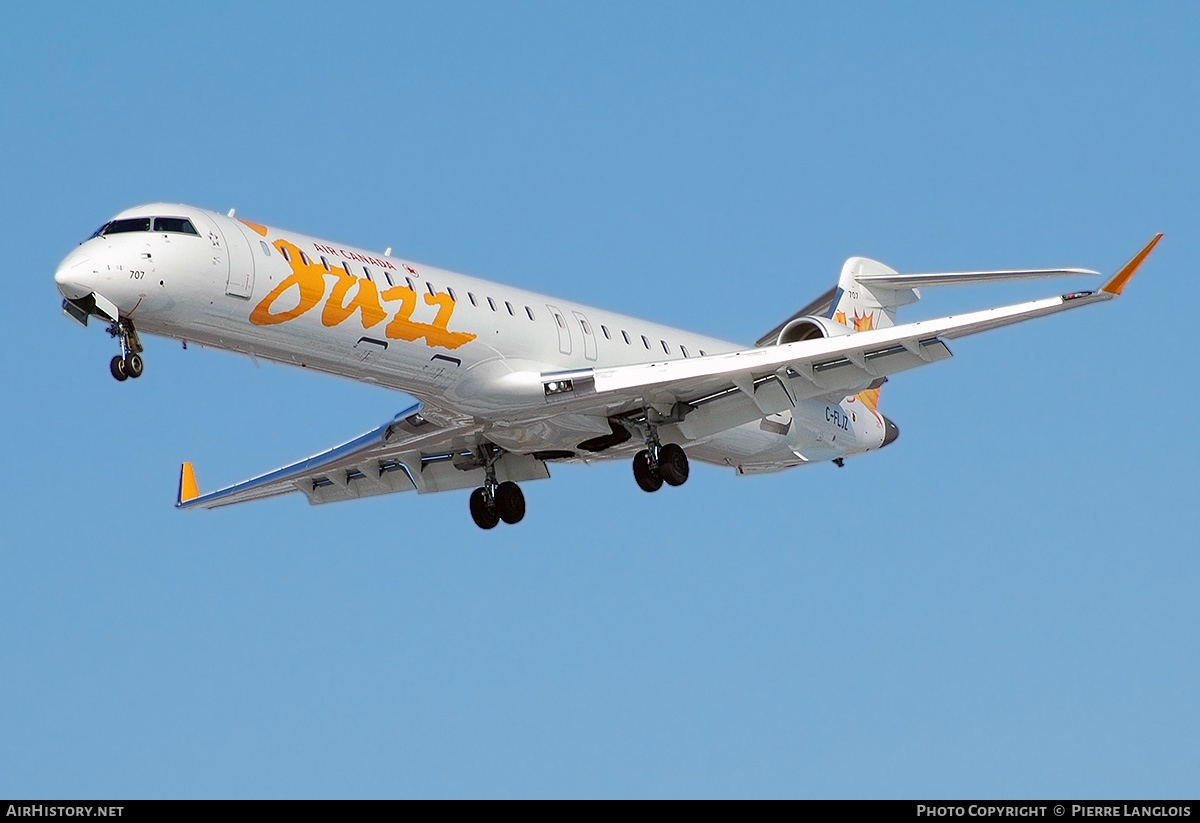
[827,257,918,332]
[829,258,915,418]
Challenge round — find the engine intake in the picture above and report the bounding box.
[773,316,851,346]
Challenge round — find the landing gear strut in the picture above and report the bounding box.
[468,445,526,529]
[630,418,689,493]
[107,319,144,382]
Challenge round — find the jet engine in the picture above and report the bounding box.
[772,316,852,346]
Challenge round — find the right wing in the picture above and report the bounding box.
[177,401,548,509]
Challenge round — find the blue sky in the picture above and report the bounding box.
[3,2,1197,798]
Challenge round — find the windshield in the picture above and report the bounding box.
[91,216,199,238]
[153,217,198,235]
[101,217,152,235]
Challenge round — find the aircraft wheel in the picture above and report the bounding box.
[633,450,662,492]
[110,355,128,382]
[124,353,144,379]
[660,443,689,486]
[469,487,499,530]
[495,481,525,524]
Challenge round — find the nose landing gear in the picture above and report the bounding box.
[107,319,144,382]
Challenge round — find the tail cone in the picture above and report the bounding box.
[882,416,900,448]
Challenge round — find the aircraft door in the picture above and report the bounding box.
[572,311,597,361]
[547,305,572,356]
[221,221,257,299]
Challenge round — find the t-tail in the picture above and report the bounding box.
[827,256,918,333]
[827,257,921,421]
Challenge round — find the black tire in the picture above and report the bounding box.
[660,443,689,486]
[633,449,662,492]
[495,481,525,524]
[124,352,143,378]
[469,487,499,530]
[110,355,128,381]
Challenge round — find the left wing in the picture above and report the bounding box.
[537,235,1161,431]
[177,402,549,509]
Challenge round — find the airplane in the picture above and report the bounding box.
[54,204,1160,529]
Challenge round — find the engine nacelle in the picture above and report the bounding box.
[773,315,852,345]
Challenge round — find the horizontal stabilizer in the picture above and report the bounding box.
[856,268,1098,289]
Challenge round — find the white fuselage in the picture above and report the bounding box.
[55,204,887,473]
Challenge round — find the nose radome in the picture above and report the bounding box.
[55,253,96,300]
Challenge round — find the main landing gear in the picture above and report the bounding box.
[469,446,526,530]
[107,319,144,382]
[631,422,689,493]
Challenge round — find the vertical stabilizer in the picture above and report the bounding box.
[828,257,917,418]
[827,257,919,332]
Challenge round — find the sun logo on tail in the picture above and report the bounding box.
[853,311,875,332]
[834,310,876,331]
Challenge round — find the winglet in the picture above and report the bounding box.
[178,462,200,506]
[1101,234,1162,296]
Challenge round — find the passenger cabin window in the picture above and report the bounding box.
[526,306,535,321]
[506,301,515,316]
[299,251,311,265]
[260,241,271,256]
[555,313,566,329]
[661,340,670,354]
[102,217,151,235]
[641,335,650,349]
[468,293,478,306]
[383,270,394,287]
[362,266,373,282]
[699,350,708,356]
[448,287,457,301]
[601,325,611,339]
[621,330,630,344]
[280,246,291,262]
[153,217,198,235]
[581,320,592,335]
[319,255,330,270]
[405,277,415,291]
[343,262,353,276]
[427,282,437,296]
[487,297,497,311]
[681,345,690,358]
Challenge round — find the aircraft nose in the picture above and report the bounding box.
[55,253,97,300]
[882,415,900,447]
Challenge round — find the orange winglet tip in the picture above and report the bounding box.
[178,462,200,505]
[1101,233,1162,296]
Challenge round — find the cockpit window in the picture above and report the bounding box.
[153,217,198,235]
[101,217,152,235]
